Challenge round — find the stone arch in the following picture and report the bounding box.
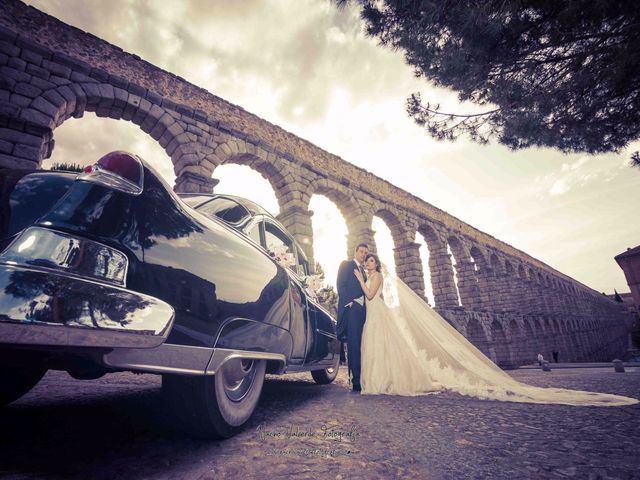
[372,206,409,249]
[448,236,482,310]
[470,245,496,310]
[508,318,521,342]
[18,82,193,178]
[469,245,488,271]
[491,319,513,367]
[418,223,459,308]
[523,318,539,363]
[490,253,504,275]
[505,260,515,275]
[214,152,292,211]
[466,316,493,359]
[307,177,370,257]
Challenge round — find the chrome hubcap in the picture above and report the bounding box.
[220,358,257,402]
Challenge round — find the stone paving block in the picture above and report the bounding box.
[127,82,146,98]
[0,127,46,146]
[14,82,42,98]
[30,96,58,117]
[108,74,129,90]
[25,63,49,80]
[30,76,55,91]
[112,87,128,109]
[52,52,91,74]
[42,89,66,109]
[1,65,30,83]
[15,36,50,58]
[8,56,26,71]
[132,97,152,125]
[161,98,178,112]
[41,59,71,79]
[90,67,109,82]
[20,48,42,66]
[0,138,12,153]
[13,143,40,161]
[81,83,101,105]
[9,93,30,107]
[0,26,17,43]
[19,107,53,128]
[145,90,162,105]
[70,71,96,83]
[0,153,38,169]
[97,83,115,108]
[49,75,71,86]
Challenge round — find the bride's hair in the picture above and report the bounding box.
[365,253,381,272]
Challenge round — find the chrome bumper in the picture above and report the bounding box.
[0,264,174,348]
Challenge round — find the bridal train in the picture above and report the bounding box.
[358,261,638,407]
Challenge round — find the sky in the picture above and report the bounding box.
[26,0,640,298]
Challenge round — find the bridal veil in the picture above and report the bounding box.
[380,265,638,407]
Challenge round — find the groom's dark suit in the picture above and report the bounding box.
[336,259,366,389]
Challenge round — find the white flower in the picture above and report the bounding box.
[268,243,296,268]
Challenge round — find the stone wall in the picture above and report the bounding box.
[0,0,633,364]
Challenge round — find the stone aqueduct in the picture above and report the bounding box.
[0,1,632,366]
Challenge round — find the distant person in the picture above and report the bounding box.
[552,351,559,363]
[537,353,544,366]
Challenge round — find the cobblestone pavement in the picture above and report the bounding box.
[0,366,638,480]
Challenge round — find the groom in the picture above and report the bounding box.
[336,243,368,392]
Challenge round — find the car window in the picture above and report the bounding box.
[264,221,298,272]
[264,221,310,277]
[246,221,263,245]
[295,245,310,277]
[197,197,250,225]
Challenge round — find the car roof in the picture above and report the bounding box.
[178,193,274,218]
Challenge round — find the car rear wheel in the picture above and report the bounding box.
[162,358,266,439]
[0,366,47,406]
[311,355,340,384]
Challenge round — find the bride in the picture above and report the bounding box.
[353,253,638,406]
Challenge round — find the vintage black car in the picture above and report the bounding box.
[0,151,340,438]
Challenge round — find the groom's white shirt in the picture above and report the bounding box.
[348,258,365,307]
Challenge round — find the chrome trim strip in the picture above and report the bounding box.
[103,346,288,376]
[0,265,174,348]
[0,321,169,349]
[206,348,287,375]
[103,344,215,375]
[316,328,337,339]
[283,362,337,373]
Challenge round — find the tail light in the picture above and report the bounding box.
[80,151,144,195]
[0,227,128,286]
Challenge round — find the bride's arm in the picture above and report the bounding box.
[354,270,383,300]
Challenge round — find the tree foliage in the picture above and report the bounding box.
[50,162,83,172]
[345,0,640,155]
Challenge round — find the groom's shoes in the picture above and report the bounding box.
[352,384,362,393]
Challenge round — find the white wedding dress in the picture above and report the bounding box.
[360,271,638,406]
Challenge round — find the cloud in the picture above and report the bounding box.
[533,155,627,197]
